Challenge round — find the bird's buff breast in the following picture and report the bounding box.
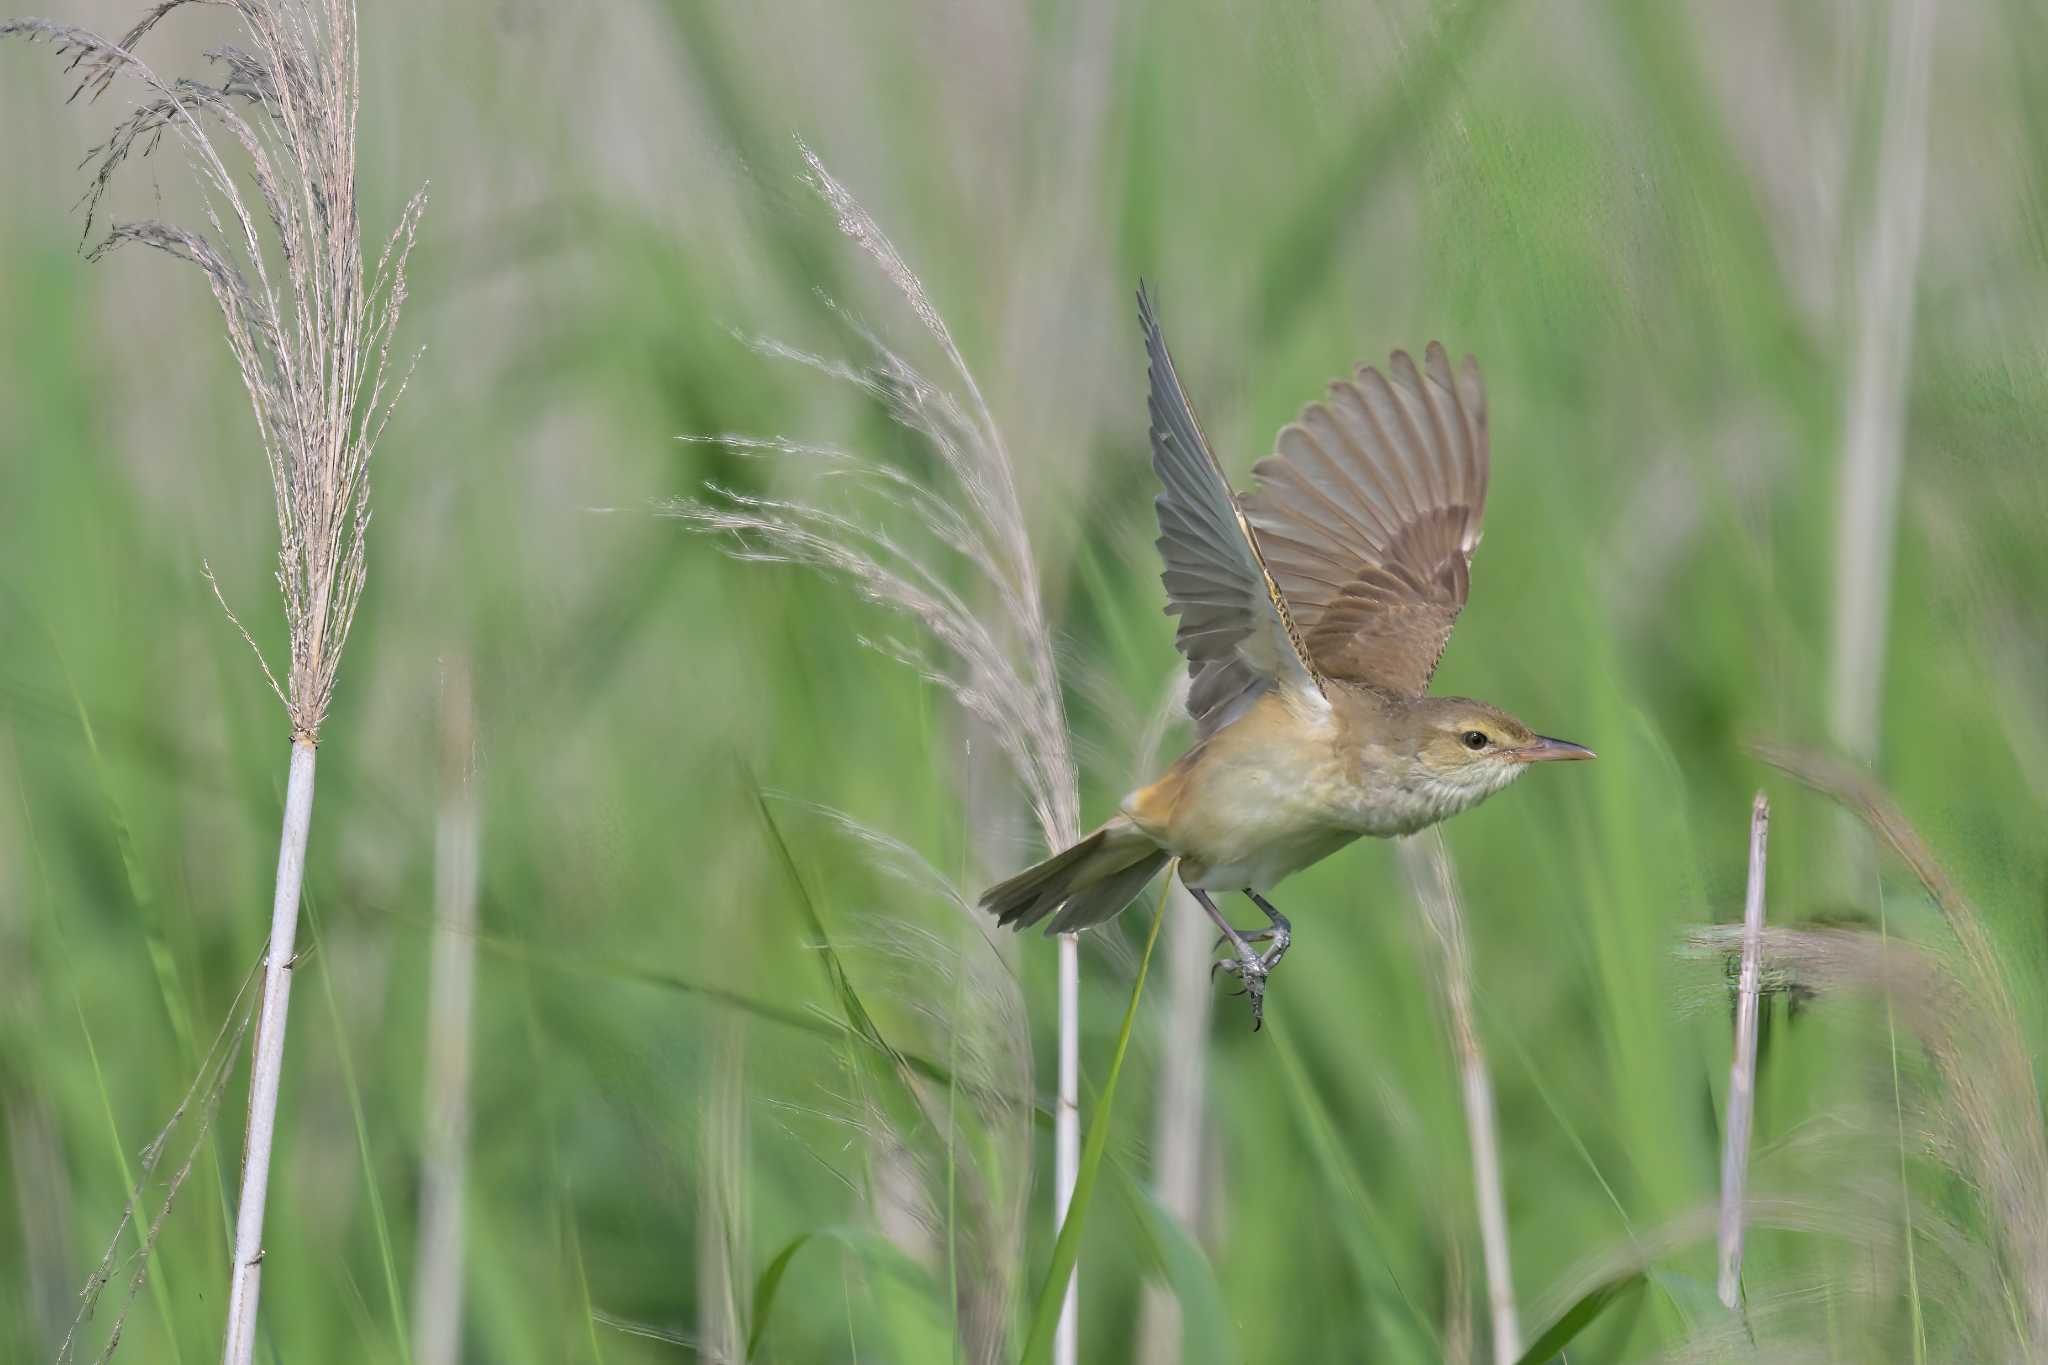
[1123,728,1429,892]
[1122,699,1490,892]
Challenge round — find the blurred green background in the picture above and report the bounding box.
[5,0,2048,1360]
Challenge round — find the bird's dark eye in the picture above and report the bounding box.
[1461,730,1488,751]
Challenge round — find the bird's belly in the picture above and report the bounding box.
[1144,748,1364,892]
[1180,824,1361,892]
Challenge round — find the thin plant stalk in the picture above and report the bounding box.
[1055,930,1079,1363]
[1133,878,1212,1365]
[411,661,481,1365]
[1401,830,1519,1361]
[4,6,425,1360]
[1023,879,1171,1364]
[1716,792,1771,1310]
[1825,0,1936,888]
[221,738,317,1363]
[697,1029,749,1362]
[1134,674,1210,1365]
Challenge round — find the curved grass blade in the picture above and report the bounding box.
[746,1234,812,1361]
[1118,1176,1239,1365]
[1513,1270,1646,1365]
[744,1224,938,1361]
[1268,1027,1439,1353]
[302,896,413,1365]
[1020,876,1170,1364]
[464,914,1056,1128]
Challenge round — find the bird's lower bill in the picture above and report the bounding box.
[1506,735,1597,763]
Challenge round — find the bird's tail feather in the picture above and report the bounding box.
[980,817,1168,935]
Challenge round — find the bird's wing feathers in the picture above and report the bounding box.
[1239,343,1488,698]
[1140,286,1324,736]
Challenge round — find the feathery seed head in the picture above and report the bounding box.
[6,1,427,743]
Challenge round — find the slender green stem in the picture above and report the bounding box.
[1879,886,1927,1361]
[1022,875,1170,1364]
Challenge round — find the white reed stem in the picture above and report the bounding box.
[412,663,480,1365]
[1826,0,1935,868]
[1717,793,1772,1310]
[1402,831,1518,1361]
[1054,928,1080,1365]
[1136,882,1214,1365]
[221,737,318,1365]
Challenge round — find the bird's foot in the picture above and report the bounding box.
[1211,922,1291,973]
[1243,891,1291,974]
[1204,933,1286,1031]
[1210,950,1270,1030]
[1191,887,1284,1030]
[1254,922,1290,975]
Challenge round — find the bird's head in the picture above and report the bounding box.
[1399,696,1596,808]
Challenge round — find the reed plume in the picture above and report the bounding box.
[671,140,1082,1360]
[5,4,424,1360]
[1753,740,2048,1347]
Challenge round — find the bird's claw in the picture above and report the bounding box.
[1212,953,1269,1029]
[1195,890,1289,1031]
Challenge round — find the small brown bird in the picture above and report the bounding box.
[980,286,1594,1026]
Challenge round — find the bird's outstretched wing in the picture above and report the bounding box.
[1238,344,1488,699]
[1140,285,1324,736]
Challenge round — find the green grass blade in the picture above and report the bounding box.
[742,1225,940,1361]
[463,918,1057,1128]
[303,896,414,1365]
[567,1209,607,1365]
[1115,1174,1238,1365]
[74,997,186,1363]
[1513,1270,1646,1365]
[1253,0,1509,345]
[1019,876,1169,1364]
[48,629,201,1075]
[303,896,411,1365]
[746,1233,812,1361]
[1268,1027,1439,1353]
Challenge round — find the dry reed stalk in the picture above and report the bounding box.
[1133,674,1211,1365]
[1716,792,1770,1309]
[1053,928,1079,1363]
[697,1027,750,1364]
[411,659,479,1365]
[4,5,424,1360]
[1824,0,1935,887]
[1399,830,1519,1361]
[671,140,1082,1359]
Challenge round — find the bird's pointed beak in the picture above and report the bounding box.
[1508,735,1597,763]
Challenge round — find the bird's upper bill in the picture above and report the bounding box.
[1504,735,1598,763]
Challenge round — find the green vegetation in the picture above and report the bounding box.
[3,0,2045,1360]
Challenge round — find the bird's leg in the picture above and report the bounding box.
[1242,890,1292,974]
[1208,894,1287,952]
[1191,887,1268,1030]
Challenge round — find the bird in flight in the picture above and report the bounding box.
[980,286,1594,1028]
